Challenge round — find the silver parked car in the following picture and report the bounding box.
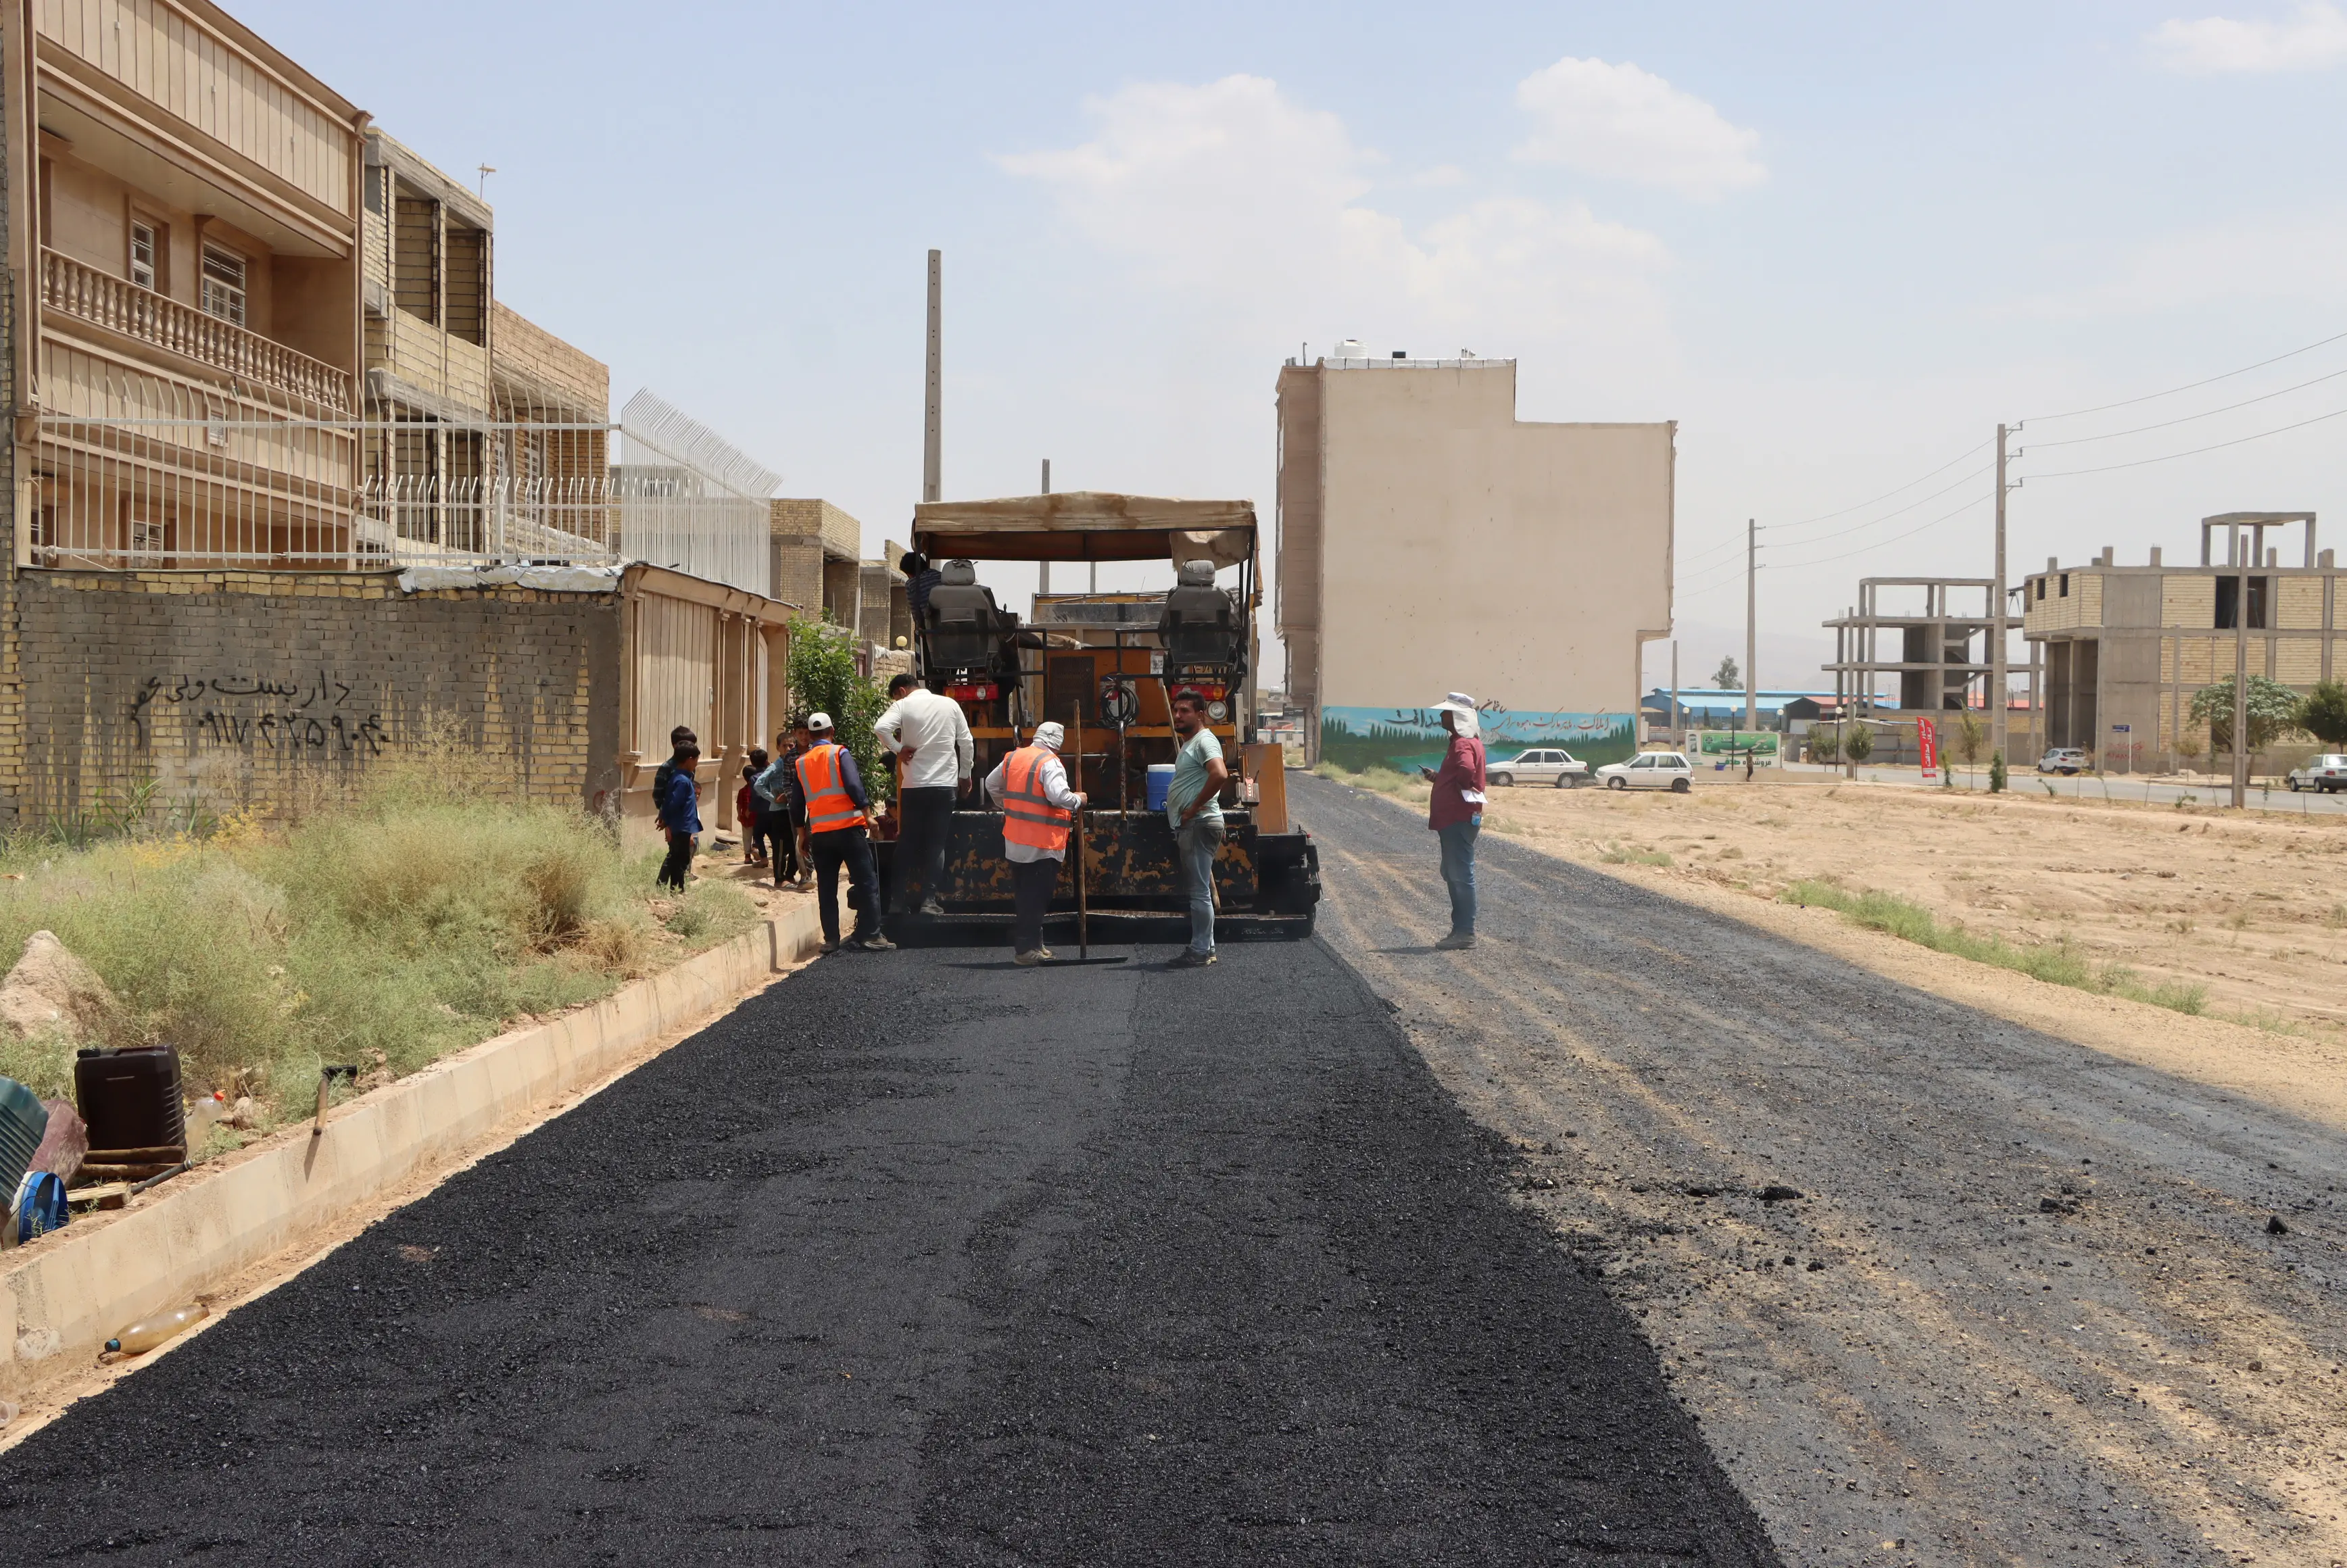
[2288,754,2347,792]
[1489,748,1590,788]
[1593,752,1695,792]
[2036,747,2091,775]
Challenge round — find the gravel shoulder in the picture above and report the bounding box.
[1300,771,2347,1568]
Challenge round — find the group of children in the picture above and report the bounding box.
[652,721,813,893]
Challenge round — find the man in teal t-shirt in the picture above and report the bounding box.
[1167,692,1229,967]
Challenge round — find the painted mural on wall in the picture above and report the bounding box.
[1321,704,1639,773]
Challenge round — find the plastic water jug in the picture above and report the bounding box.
[0,1077,47,1200]
[1146,764,1176,813]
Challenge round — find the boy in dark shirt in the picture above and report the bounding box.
[656,740,702,891]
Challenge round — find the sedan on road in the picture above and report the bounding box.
[1489,748,1590,788]
[2036,748,2091,775]
[2288,754,2347,792]
[1593,752,1695,792]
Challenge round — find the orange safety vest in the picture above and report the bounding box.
[796,742,865,834]
[1000,744,1073,853]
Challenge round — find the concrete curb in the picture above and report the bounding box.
[0,904,822,1392]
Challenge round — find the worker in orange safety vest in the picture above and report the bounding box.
[794,712,894,953]
[981,720,1087,965]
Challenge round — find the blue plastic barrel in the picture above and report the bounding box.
[1146,764,1176,812]
[0,1076,49,1202]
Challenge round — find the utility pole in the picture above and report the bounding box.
[1991,423,2009,764]
[923,249,942,506]
[2233,528,2250,809]
[1038,458,1052,598]
[1744,519,1758,736]
[1670,641,1680,745]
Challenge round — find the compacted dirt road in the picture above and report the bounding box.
[1300,772,2347,1567]
[0,923,1774,1564]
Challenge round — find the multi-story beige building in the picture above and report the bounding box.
[2023,513,2342,769]
[1276,351,1674,769]
[0,3,792,827]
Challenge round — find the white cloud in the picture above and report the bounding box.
[2010,214,2347,318]
[1511,57,1764,199]
[2148,3,2347,72]
[998,75,1674,345]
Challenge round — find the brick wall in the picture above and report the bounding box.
[771,533,823,618]
[17,571,624,822]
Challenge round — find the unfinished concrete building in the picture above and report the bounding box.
[1275,350,1674,770]
[1822,578,1997,714]
[2025,514,2342,770]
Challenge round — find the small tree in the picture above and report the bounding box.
[1713,656,1741,691]
[1809,729,1839,764]
[1952,710,1987,766]
[1988,750,2007,793]
[1843,721,1874,765]
[2300,679,2347,748]
[2174,729,2203,773]
[785,616,894,804]
[2189,675,2303,757]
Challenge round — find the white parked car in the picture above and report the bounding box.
[1593,752,1695,793]
[2288,754,2347,793]
[1489,748,1590,788]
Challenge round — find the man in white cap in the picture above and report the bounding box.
[982,720,1086,965]
[1418,693,1488,950]
[794,712,894,953]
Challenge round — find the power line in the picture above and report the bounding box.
[2022,403,2347,479]
[2022,362,2347,449]
[1766,464,1993,547]
[1772,440,1991,532]
[2019,326,2347,424]
[1766,491,1993,570]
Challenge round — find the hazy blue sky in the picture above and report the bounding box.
[237,0,2347,689]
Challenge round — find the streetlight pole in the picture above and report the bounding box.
[2233,529,2250,810]
[1744,518,1758,737]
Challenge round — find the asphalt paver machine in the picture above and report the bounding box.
[883,491,1320,939]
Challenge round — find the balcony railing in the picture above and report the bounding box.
[41,249,352,411]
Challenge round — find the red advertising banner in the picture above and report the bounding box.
[1917,716,1939,783]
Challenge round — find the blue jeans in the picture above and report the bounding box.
[1178,817,1224,955]
[1437,817,1480,937]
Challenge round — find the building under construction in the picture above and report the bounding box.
[2025,513,2342,770]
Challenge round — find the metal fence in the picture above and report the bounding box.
[29,378,777,597]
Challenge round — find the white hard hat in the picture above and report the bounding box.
[806,712,834,733]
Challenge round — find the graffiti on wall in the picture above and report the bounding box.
[1321,703,1639,773]
[130,670,387,760]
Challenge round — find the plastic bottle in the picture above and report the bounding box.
[185,1091,228,1139]
[105,1302,206,1355]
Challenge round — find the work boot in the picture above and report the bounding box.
[1168,950,1216,969]
[918,899,947,917]
[1014,950,1042,966]
[856,933,897,952]
[1036,946,1055,960]
[1434,931,1477,950]
[819,938,842,955]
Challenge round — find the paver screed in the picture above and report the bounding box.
[0,933,1777,1566]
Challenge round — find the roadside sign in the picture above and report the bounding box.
[1918,716,1939,783]
[2110,724,2131,733]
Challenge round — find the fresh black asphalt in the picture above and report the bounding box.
[0,915,1780,1564]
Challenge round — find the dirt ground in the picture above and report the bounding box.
[1477,773,2347,1042]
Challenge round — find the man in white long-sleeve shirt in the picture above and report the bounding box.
[874,673,975,916]
[983,720,1086,964]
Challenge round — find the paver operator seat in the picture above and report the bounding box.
[921,559,1019,681]
[1157,558,1244,675]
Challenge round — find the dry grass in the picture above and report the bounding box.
[0,734,756,1145]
